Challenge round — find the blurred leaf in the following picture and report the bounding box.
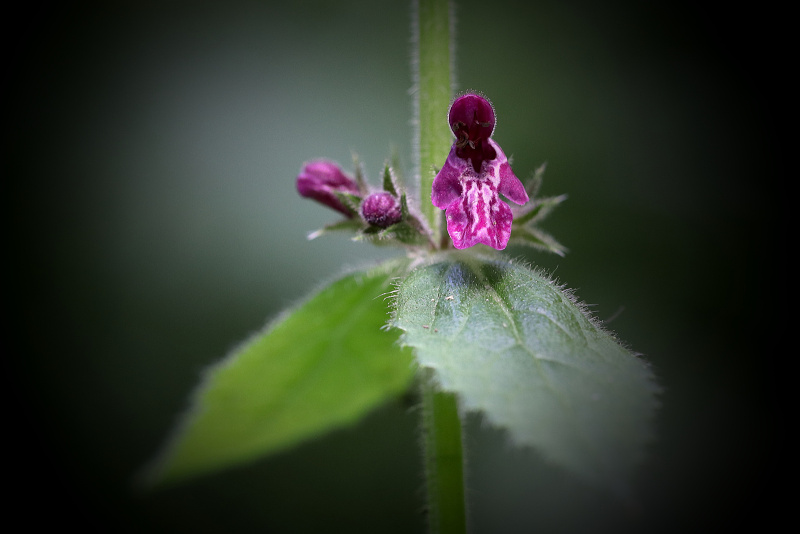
[391,252,659,498]
[144,259,415,487]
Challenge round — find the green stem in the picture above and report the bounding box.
[415,1,465,531]
[420,369,467,534]
[416,0,453,243]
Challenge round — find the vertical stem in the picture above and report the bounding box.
[414,1,465,531]
[415,0,453,242]
[420,369,467,534]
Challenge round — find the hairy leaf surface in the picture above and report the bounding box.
[391,253,659,497]
[145,261,415,486]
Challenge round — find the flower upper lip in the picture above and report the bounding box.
[449,94,498,173]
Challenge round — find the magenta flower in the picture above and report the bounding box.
[297,160,361,217]
[431,93,529,250]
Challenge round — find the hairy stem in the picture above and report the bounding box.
[415,0,453,243]
[420,368,467,534]
[414,1,465,531]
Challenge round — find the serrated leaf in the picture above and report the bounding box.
[390,253,659,498]
[143,260,415,487]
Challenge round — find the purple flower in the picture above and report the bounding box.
[361,192,402,228]
[297,160,361,217]
[431,93,529,250]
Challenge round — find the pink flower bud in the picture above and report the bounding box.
[361,192,402,228]
[297,160,361,217]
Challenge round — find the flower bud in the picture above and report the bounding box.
[360,192,402,228]
[297,160,361,217]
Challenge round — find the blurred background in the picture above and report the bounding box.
[7,0,785,532]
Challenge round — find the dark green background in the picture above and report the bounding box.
[7,1,785,532]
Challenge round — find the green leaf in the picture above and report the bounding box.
[390,253,660,498]
[143,260,416,487]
